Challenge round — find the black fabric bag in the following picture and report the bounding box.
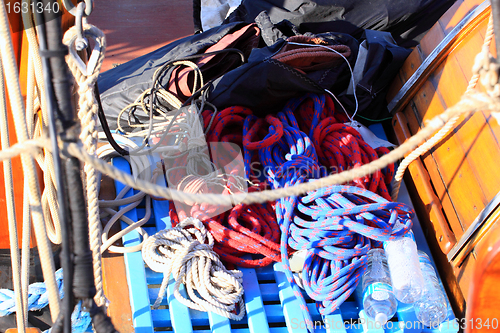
[337,30,412,122]
[97,22,258,131]
[225,0,457,47]
[207,31,359,117]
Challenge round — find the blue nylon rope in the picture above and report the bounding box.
[0,269,91,333]
[242,93,415,332]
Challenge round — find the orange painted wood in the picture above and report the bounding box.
[466,217,500,332]
[0,3,75,249]
[0,3,29,249]
[6,328,42,333]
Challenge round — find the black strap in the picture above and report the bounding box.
[39,48,68,58]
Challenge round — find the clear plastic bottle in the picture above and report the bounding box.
[383,230,424,303]
[361,249,397,324]
[413,251,448,327]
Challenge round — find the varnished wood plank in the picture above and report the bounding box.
[102,253,135,333]
[386,50,423,102]
[418,22,446,61]
[438,0,486,34]
[100,175,134,333]
[430,53,500,230]
[408,79,484,238]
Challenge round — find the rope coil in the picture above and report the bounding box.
[142,217,246,320]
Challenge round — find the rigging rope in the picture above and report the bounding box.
[0,48,25,333]
[63,23,107,307]
[2,86,500,209]
[236,94,407,330]
[0,269,92,333]
[0,0,60,321]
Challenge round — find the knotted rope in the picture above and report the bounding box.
[63,23,107,307]
[142,217,245,320]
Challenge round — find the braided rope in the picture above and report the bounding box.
[142,217,245,320]
[63,24,107,307]
[391,15,496,200]
[0,270,92,333]
[0,270,63,316]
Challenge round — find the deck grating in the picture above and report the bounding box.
[113,124,459,333]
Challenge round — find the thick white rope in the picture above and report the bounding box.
[391,15,495,200]
[63,23,107,307]
[0,54,25,333]
[23,0,62,245]
[0,0,60,321]
[142,217,245,320]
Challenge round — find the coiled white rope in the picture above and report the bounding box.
[142,217,245,320]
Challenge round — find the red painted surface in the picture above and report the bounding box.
[90,0,194,72]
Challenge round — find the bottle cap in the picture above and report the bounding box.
[375,313,388,325]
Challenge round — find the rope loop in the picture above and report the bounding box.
[142,217,245,320]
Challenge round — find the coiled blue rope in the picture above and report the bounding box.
[243,93,415,332]
[0,269,91,332]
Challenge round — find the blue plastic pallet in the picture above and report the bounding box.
[111,124,459,333]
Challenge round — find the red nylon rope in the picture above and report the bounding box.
[167,94,395,268]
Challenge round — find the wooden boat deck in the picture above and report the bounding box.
[90,0,194,72]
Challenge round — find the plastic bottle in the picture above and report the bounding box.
[383,230,424,303]
[413,251,448,327]
[361,249,397,324]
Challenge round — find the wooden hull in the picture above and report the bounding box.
[387,0,500,324]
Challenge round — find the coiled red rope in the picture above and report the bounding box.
[167,93,395,271]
